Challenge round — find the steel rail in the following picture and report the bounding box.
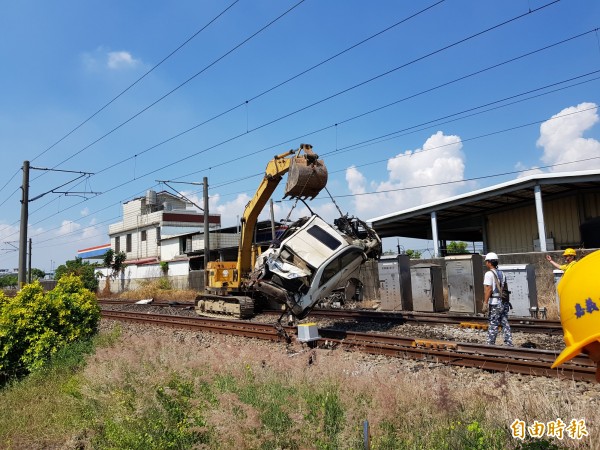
[97,299,561,333]
[265,308,563,334]
[101,310,595,382]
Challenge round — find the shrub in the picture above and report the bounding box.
[0,275,100,380]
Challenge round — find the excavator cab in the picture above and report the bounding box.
[284,144,328,199]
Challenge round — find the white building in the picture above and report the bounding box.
[107,189,221,265]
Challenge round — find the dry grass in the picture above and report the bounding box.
[81,326,600,448]
[106,278,199,302]
[2,321,599,448]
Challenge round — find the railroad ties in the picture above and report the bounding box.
[99,305,596,383]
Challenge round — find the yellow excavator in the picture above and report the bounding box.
[195,143,328,318]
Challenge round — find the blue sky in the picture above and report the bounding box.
[1,0,599,271]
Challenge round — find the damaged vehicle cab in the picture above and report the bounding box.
[249,214,381,319]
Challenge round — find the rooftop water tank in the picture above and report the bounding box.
[146,189,157,206]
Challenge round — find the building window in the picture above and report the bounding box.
[126,234,132,252]
[141,230,147,241]
[156,227,161,246]
[115,236,120,253]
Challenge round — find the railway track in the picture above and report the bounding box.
[101,310,596,383]
[97,299,562,333]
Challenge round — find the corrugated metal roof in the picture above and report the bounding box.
[369,170,600,240]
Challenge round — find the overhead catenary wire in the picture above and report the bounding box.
[50,1,448,182]
[96,23,600,187]
[7,58,600,244]
[28,0,241,167]
[1,1,596,251]
[11,3,578,233]
[30,0,565,190]
[33,0,307,178]
[20,105,600,249]
[10,70,599,243]
[204,77,600,190]
[22,153,600,255]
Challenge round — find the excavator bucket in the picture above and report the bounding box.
[284,155,328,199]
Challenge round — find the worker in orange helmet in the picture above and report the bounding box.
[551,249,600,382]
[545,248,577,272]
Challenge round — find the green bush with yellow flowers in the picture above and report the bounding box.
[0,274,99,380]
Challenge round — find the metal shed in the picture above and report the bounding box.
[369,170,600,256]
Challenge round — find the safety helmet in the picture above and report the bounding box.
[562,248,577,257]
[484,252,498,261]
[552,249,600,369]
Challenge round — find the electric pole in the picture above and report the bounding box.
[18,161,29,288]
[203,177,210,289]
[17,161,97,289]
[28,238,32,283]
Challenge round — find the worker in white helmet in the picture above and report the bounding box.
[483,252,513,346]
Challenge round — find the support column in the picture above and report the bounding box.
[18,161,29,289]
[203,177,210,289]
[534,185,547,252]
[431,211,440,257]
[28,238,32,283]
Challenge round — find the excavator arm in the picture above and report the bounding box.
[205,144,327,293]
[236,143,327,282]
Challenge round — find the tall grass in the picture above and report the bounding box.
[1,322,597,449]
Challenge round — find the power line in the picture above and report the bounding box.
[10,60,600,245]
[29,0,241,166]
[35,0,307,176]
[10,68,599,243]
[0,2,587,245]
[33,0,562,188]
[54,1,446,181]
[20,105,600,248]
[96,7,589,186]
[202,73,600,190]
[27,154,600,250]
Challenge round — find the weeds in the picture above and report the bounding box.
[1,323,598,449]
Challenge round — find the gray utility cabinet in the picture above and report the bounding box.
[378,254,413,311]
[411,263,444,312]
[498,264,538,317]
[445,254,484,314]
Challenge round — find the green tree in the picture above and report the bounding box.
[54,257,99,292]
[0,275,18,289]
[405,249,422,259]
[102,249,126,279]
[100,249,126,295]
[447,241,469,254]
[29,268,46,280]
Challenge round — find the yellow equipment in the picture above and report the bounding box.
[196,144,328,318]
[562,248,577,257]
[551,249,600,377]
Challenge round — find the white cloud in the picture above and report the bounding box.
[347,131,468,219]
[536,102,600,172]
[81,48,142,71]
[80,207,90,216]
[58,220,82,237]
[515,162,544,179]
[107,51,140,70]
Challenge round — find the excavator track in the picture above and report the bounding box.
[195,294,255,319]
